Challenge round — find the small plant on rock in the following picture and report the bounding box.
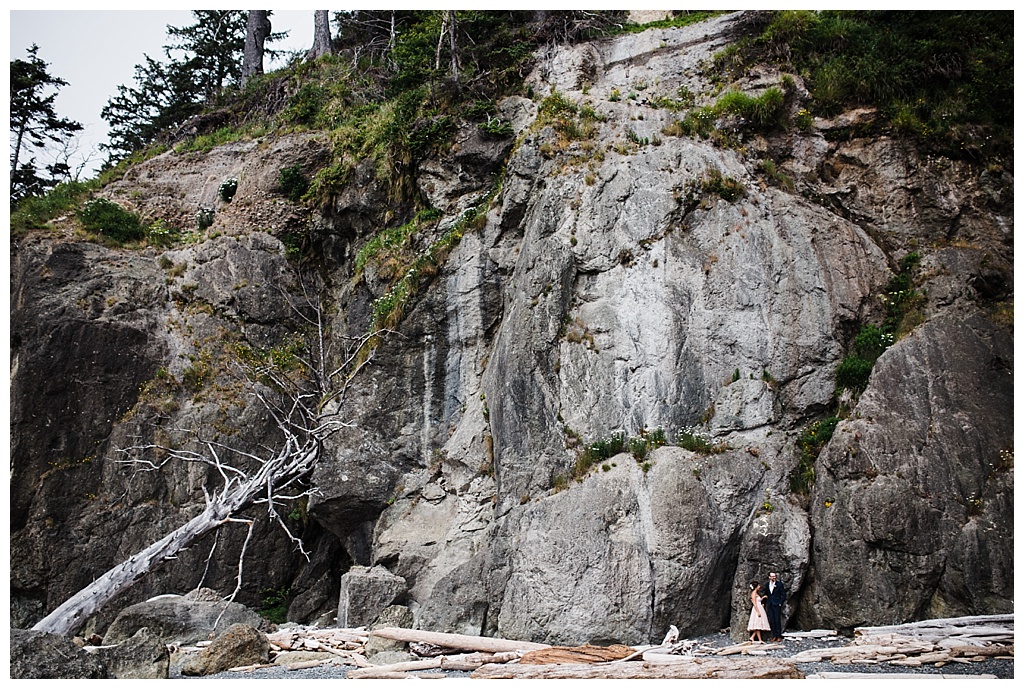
[195,207,215,230]
[218,177,238,203]
[278,166,309,203]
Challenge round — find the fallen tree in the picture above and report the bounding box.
[471,657,805,679]
[369,627,550,653]
[32,280,381,637]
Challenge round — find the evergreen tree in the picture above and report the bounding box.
[166,10,249,100]
[101,11,284,162]
[10,44,83,202]
[101,54,204,159]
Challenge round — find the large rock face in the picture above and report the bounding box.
[797,314,1013,629]
[10,11,1011,647]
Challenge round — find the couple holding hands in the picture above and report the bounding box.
[747,572,786,643]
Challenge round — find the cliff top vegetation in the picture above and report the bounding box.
[10,10,1013,238]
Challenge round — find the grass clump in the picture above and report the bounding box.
[535,91,600,151]
[790,415,840,494]
[756,158,795,191]
[594,10,725,36]
[753,10,1013,160]
[700,167,746,202]
[881,252,924,337]
[663,86,788,141]
[676,427,729,455]
[77,198,144,243]
[10,179,98,234]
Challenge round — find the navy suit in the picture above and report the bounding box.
[763,579,786,640]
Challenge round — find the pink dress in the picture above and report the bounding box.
[747,592,771,631]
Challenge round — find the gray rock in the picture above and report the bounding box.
[798,315,1014,630]
[273,650,337,665]
[180,623,270,676]
[337,565,407,628]
[730,500,811,641]
[103,591,272,646]
[368,650,418,666]
[364,604,415,657]
[492,446,769,645]
[97,626,170,679]
[9,628,109,679]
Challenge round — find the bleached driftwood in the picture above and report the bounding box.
[347,658,443,678]
[347,651,520,678]
[350,670,448,679]
[783,629,838,639]
[439,651,520,671]
[369,627,550,653]
[471,657,804,679]
[854,615,1013,646]
[714,640,784,656]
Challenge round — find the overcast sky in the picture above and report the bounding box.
[8,9,316,176]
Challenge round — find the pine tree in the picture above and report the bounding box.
[101,11,284,162]
[10,44,83,202]
[166,10,249,100]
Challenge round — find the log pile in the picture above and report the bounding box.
[788,614,1014,668]
[214,613,1010,678]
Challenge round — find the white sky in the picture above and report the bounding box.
[7,9,317,176]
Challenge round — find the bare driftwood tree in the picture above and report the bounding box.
[32,280,380,637]
[241,10,272,87]
[306,10,334,61]
[435,10,460,87]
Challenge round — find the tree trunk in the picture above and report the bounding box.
[434,10,460,87]
[370,627,550,653]
[241,10,272,87]
[306,10,333,61]
[31,443,318,636]
[31,502,239,636]
[471,658,805,679]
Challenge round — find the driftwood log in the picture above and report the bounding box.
[471,657,804,679]
[369,627,550,653]
[347,652,521,679]
[520,644,634,665]
[789,614,1014,667]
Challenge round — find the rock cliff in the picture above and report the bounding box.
[10,12,1012,643]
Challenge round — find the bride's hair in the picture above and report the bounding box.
[749,580,759,591]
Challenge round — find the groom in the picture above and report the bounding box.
[764,572,786,642]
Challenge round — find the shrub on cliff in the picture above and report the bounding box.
[77,198,144,243]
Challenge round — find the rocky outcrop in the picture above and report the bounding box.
[9,629,109,679]
[103,591,272,646]
[9,10,1011,650]
[797,315,1013,630]
[96,626,170,679]
[337,565,408,628]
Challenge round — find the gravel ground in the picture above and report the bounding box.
[176,631,1014,680]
